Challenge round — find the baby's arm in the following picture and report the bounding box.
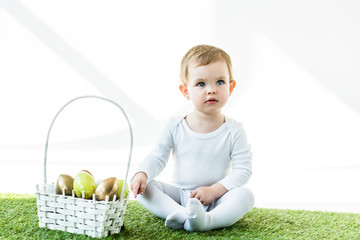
[190,183,228,206]
[218,122,252,191]
[134,119,175,185]
[130,172,148,198]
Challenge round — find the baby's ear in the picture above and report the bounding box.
[179,84,189,97]
[229,80,236,95]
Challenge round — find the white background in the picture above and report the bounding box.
[1,0,360,213]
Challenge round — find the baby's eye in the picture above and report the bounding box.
[196,82,205,87]
[216,80,225,85]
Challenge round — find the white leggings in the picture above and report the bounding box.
[137,180,255,230]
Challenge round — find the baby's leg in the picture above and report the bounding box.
[137,180,186,229]
[137,180,184,218]
[184,187,254,231]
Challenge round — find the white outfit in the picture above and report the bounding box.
[136,116,255,231]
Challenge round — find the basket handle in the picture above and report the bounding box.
[43,95,133,194]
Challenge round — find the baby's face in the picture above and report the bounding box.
[186,59,234,115]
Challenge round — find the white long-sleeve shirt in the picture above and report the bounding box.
[137,115,252,190]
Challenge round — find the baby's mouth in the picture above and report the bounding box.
[205,98,218,104]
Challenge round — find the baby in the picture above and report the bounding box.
[131,44,254,231]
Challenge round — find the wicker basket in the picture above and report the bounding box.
[35,96,133,238]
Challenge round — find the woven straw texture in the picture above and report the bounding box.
[36,184,128,238]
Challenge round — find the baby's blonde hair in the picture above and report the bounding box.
[180,45,234,86]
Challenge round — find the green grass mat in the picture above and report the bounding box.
[1,193,359,239]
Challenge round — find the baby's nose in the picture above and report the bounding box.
[207,88,217,94]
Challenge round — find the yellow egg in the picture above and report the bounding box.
[95,177,119,201]
[73,170,96,199]
[116,179,130,200]
[55,174,74,196]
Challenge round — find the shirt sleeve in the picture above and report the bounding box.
[135,119,174,182]
[218,122,252,190]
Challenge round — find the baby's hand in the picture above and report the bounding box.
[130,172,147,198]
[190,186,217,206]
[190,183,228,206]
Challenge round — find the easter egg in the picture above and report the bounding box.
[116,179,129,199]
[55,174,74,196]
[95,177,119,201]
[81,170,94,178]
[73,170,96,199]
